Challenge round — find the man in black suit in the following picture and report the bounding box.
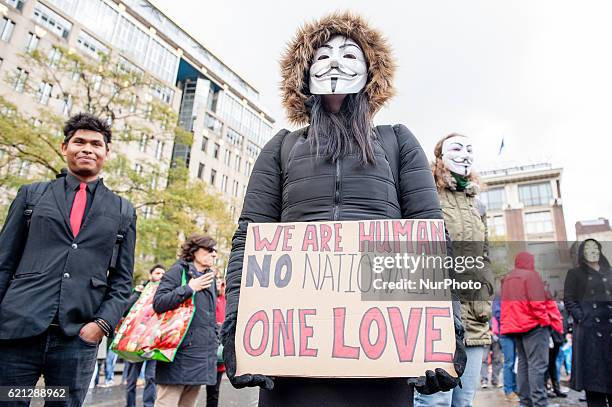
[0,113,136,406]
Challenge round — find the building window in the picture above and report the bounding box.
[480,187,505,211]
[25,32,40,52]
[13,68,28,92]
[61,93,72,116]
[242,185,247,197]
[139,134,148,152]
[144,104,152,119]
[37,82,53,105]
[244,161,252,176]
[224,149,231,166]
[487,215,506,237]
[155,140,164,160]
[213,143,220,159]
[71,61,81,81]
[524,211,554,234]
[210,169,216,186]
[151,83,174,104]
[48,47,63,68]
[5,0,25,11]
[221,175,228,192]
[33,3,72,39]
[117,56,143,76]
[232,180,239,197]
[198,163,205,180]
[235,155,241,172]
[92,74,102,92]
[261,122,273,145]
[246,140,260,158]
[76,31,109,60]
[0,17,15,42]
[201,136,208,152]
[114,16,149,65]
[150,173,158,189]
[18,160,30,177]
[73,0,118,43]
[226,127,243,147]
[519,182,553,207]
[205,112,222,135]
[128,94,137,113]
[219,93,243,130]
[145,38,178,84]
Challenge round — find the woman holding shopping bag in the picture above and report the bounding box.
[153,234,219,407]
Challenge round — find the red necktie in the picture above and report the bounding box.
[70,182,87,236]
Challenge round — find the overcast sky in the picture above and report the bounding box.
[154,0,612,240]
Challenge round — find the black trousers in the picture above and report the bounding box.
[205,371,223,407]
[586,391,612,407]
[546,341,561,384]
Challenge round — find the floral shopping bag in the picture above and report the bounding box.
[111,270,195,362]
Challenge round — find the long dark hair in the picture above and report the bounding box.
[308,92,375,165]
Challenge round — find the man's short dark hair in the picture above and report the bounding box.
[179,234,217,262]
[63,113,112,145]
[149,263,166,274]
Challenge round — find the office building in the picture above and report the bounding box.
[0,0,275,219]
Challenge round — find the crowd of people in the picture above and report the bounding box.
[0,10,610,407]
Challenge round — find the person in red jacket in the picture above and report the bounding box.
[500,252,563,407]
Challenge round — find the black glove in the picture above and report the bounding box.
[408,368,460,395]
[222,323,274,390]
[408,310,467,394]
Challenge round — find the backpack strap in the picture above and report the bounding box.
[374,125,401,204]
[109,196,133,271]
[24,181,52,229]
[280,127,308,175]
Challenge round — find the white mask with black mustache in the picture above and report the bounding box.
[309,35,367,95]
[442,135,475,176]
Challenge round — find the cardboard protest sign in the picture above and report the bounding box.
[235,219,456,378]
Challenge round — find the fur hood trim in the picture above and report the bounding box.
[280,11,396,125]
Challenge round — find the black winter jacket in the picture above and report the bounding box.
[223,125,440,320]
[222,125,445,406]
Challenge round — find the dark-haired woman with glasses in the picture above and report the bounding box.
[153,234,219,407]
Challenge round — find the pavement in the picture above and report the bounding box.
[79,378,585,407]
[27,374,585,407]
[474,384,584,407]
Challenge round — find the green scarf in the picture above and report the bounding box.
[452,173,469,191]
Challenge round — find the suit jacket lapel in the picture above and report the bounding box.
[77,179,108,238]
[51,178,72,235]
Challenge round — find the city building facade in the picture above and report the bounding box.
[479,163,569,294]
[0,0,274,219]
[576,218,612,242]
[479,163,567,242]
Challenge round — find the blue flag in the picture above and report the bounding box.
[498,138,505,156]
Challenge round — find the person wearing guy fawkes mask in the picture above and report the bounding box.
[415,134,495,407]
[220,12,466,407]
[564,239,612,407]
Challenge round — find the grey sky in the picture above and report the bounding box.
[154,0,612,239]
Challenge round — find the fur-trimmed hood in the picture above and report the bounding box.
[280,11,396,125]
